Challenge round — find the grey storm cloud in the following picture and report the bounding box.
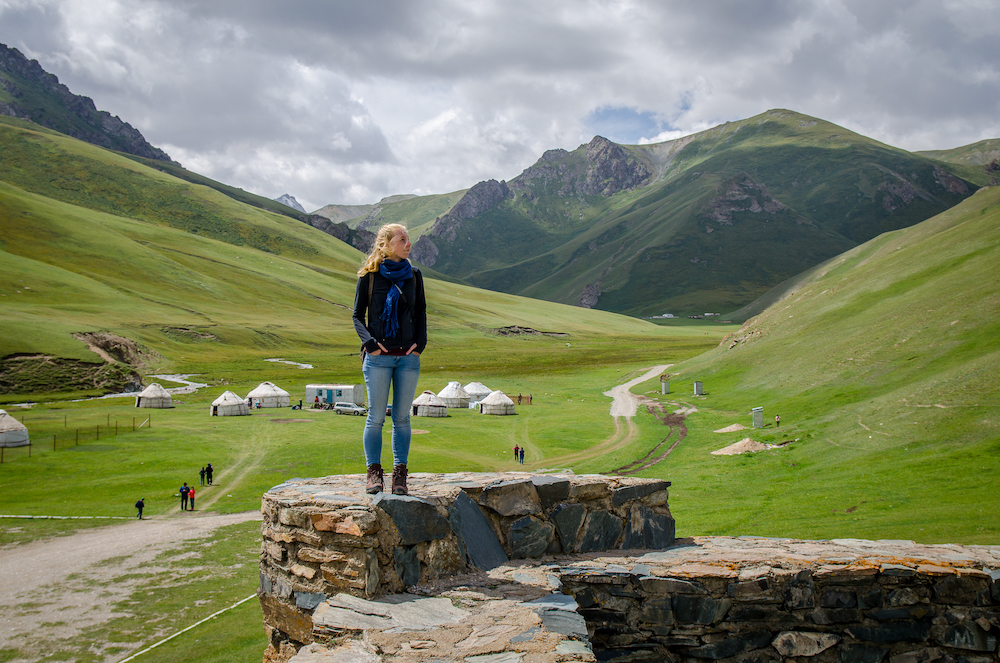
[1,0,997,211]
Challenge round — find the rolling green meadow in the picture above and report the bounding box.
[1,115,998,662]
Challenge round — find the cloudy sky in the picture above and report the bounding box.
[2,0,998,211]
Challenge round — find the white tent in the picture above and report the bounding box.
[412,390,448,417]
[464,381,492,402]
[135,383,173,408]
[479,390,516,416]
[437,381,471,408]
[247,381,290,408]
[210,390,250,417]
[0,409,29,447]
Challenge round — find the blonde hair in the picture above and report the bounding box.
[358,223,408,276]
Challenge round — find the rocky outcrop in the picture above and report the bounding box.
[444,179,512,222]
[408,236,439,266]
[300,215,374,252]
[581,136,652,197]
[411,179,513,266]
[509,136,651,200]
[0,43,172,161]
[702,173,790,226]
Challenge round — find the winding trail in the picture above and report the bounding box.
[534,365,670,468]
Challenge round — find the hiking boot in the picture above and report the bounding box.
[365,463,384,494]
[391,463,408,495]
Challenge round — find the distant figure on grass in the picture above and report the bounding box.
[519,447,525,464]
[775,414,781,428]
[206,463,213,485]
[199,466,206,486]
[180,483,190,510]
[135,498,145,519]
[513,444,520,462]
[353,223,427,496]
[188,486,195,510]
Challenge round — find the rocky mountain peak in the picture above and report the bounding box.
[582,135,652,197]
[0,43,173,162]
[275,194,306,213]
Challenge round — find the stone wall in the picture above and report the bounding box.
[559,536,1000,662]
[259,472,674,652]
[258,473,999,663]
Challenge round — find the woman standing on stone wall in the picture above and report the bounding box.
[353,223,426,496]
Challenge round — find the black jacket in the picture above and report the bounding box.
[353,268,427,354]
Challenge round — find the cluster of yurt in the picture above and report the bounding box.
[135,383,173,408]
[211,390,250,417]
[479,390,516,415]
[432,380,516,416]
[0,409,29,447]
[412,391,448,417]
[464,381,492,403]
[436,381,471,408]
[247,381,290,408]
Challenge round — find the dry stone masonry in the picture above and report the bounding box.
[258,473,999,662]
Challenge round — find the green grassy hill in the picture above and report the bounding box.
[399,110,979,318]
[0,115,711,398]
[631,185,1000,543]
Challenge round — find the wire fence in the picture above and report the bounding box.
[0,411,153,464]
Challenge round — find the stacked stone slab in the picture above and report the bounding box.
[558,536,1000,662]
[259,472,674,654]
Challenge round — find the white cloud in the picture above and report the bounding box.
[1,0,997,207]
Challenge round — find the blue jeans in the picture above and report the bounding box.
[362,353,421,467]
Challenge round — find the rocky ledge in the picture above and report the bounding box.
[259,473,999,663]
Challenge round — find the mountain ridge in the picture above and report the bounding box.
[0,43,172,162]
[361,110,981,318]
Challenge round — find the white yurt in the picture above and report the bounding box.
[437,381,471,408]
[479,390,516,415]
[210,390,250,417]
[0,409,29,447]
[135,383,173,408]
[247,381,290,408]
[412,390,448,417]
[464,381,492,402]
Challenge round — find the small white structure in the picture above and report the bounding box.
[211,390,250,417]
[437,381,471,408]
[0,409,29,447]
[135,383,173,409]
[247,381,290,408]
[464,381,492,403]
[412,390,448,417]
[478,390,516,416]
[306,384,365,407]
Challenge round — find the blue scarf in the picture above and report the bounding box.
[378,259,413,338]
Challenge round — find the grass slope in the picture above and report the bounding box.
[614,186,1000,544]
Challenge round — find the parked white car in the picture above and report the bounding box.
[333,402,367,416]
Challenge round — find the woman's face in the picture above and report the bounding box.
[387,229,411,262]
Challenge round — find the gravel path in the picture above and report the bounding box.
[0,511,261,659]
[604,365,671,417]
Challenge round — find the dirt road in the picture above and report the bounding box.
[0,511,261,659]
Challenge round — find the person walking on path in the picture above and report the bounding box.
[188,486,195,510]
[180,483,190,511]
[353,223,427,497]
[199,466,206,486]
[135,498,145,519]
[206,464,213,486]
